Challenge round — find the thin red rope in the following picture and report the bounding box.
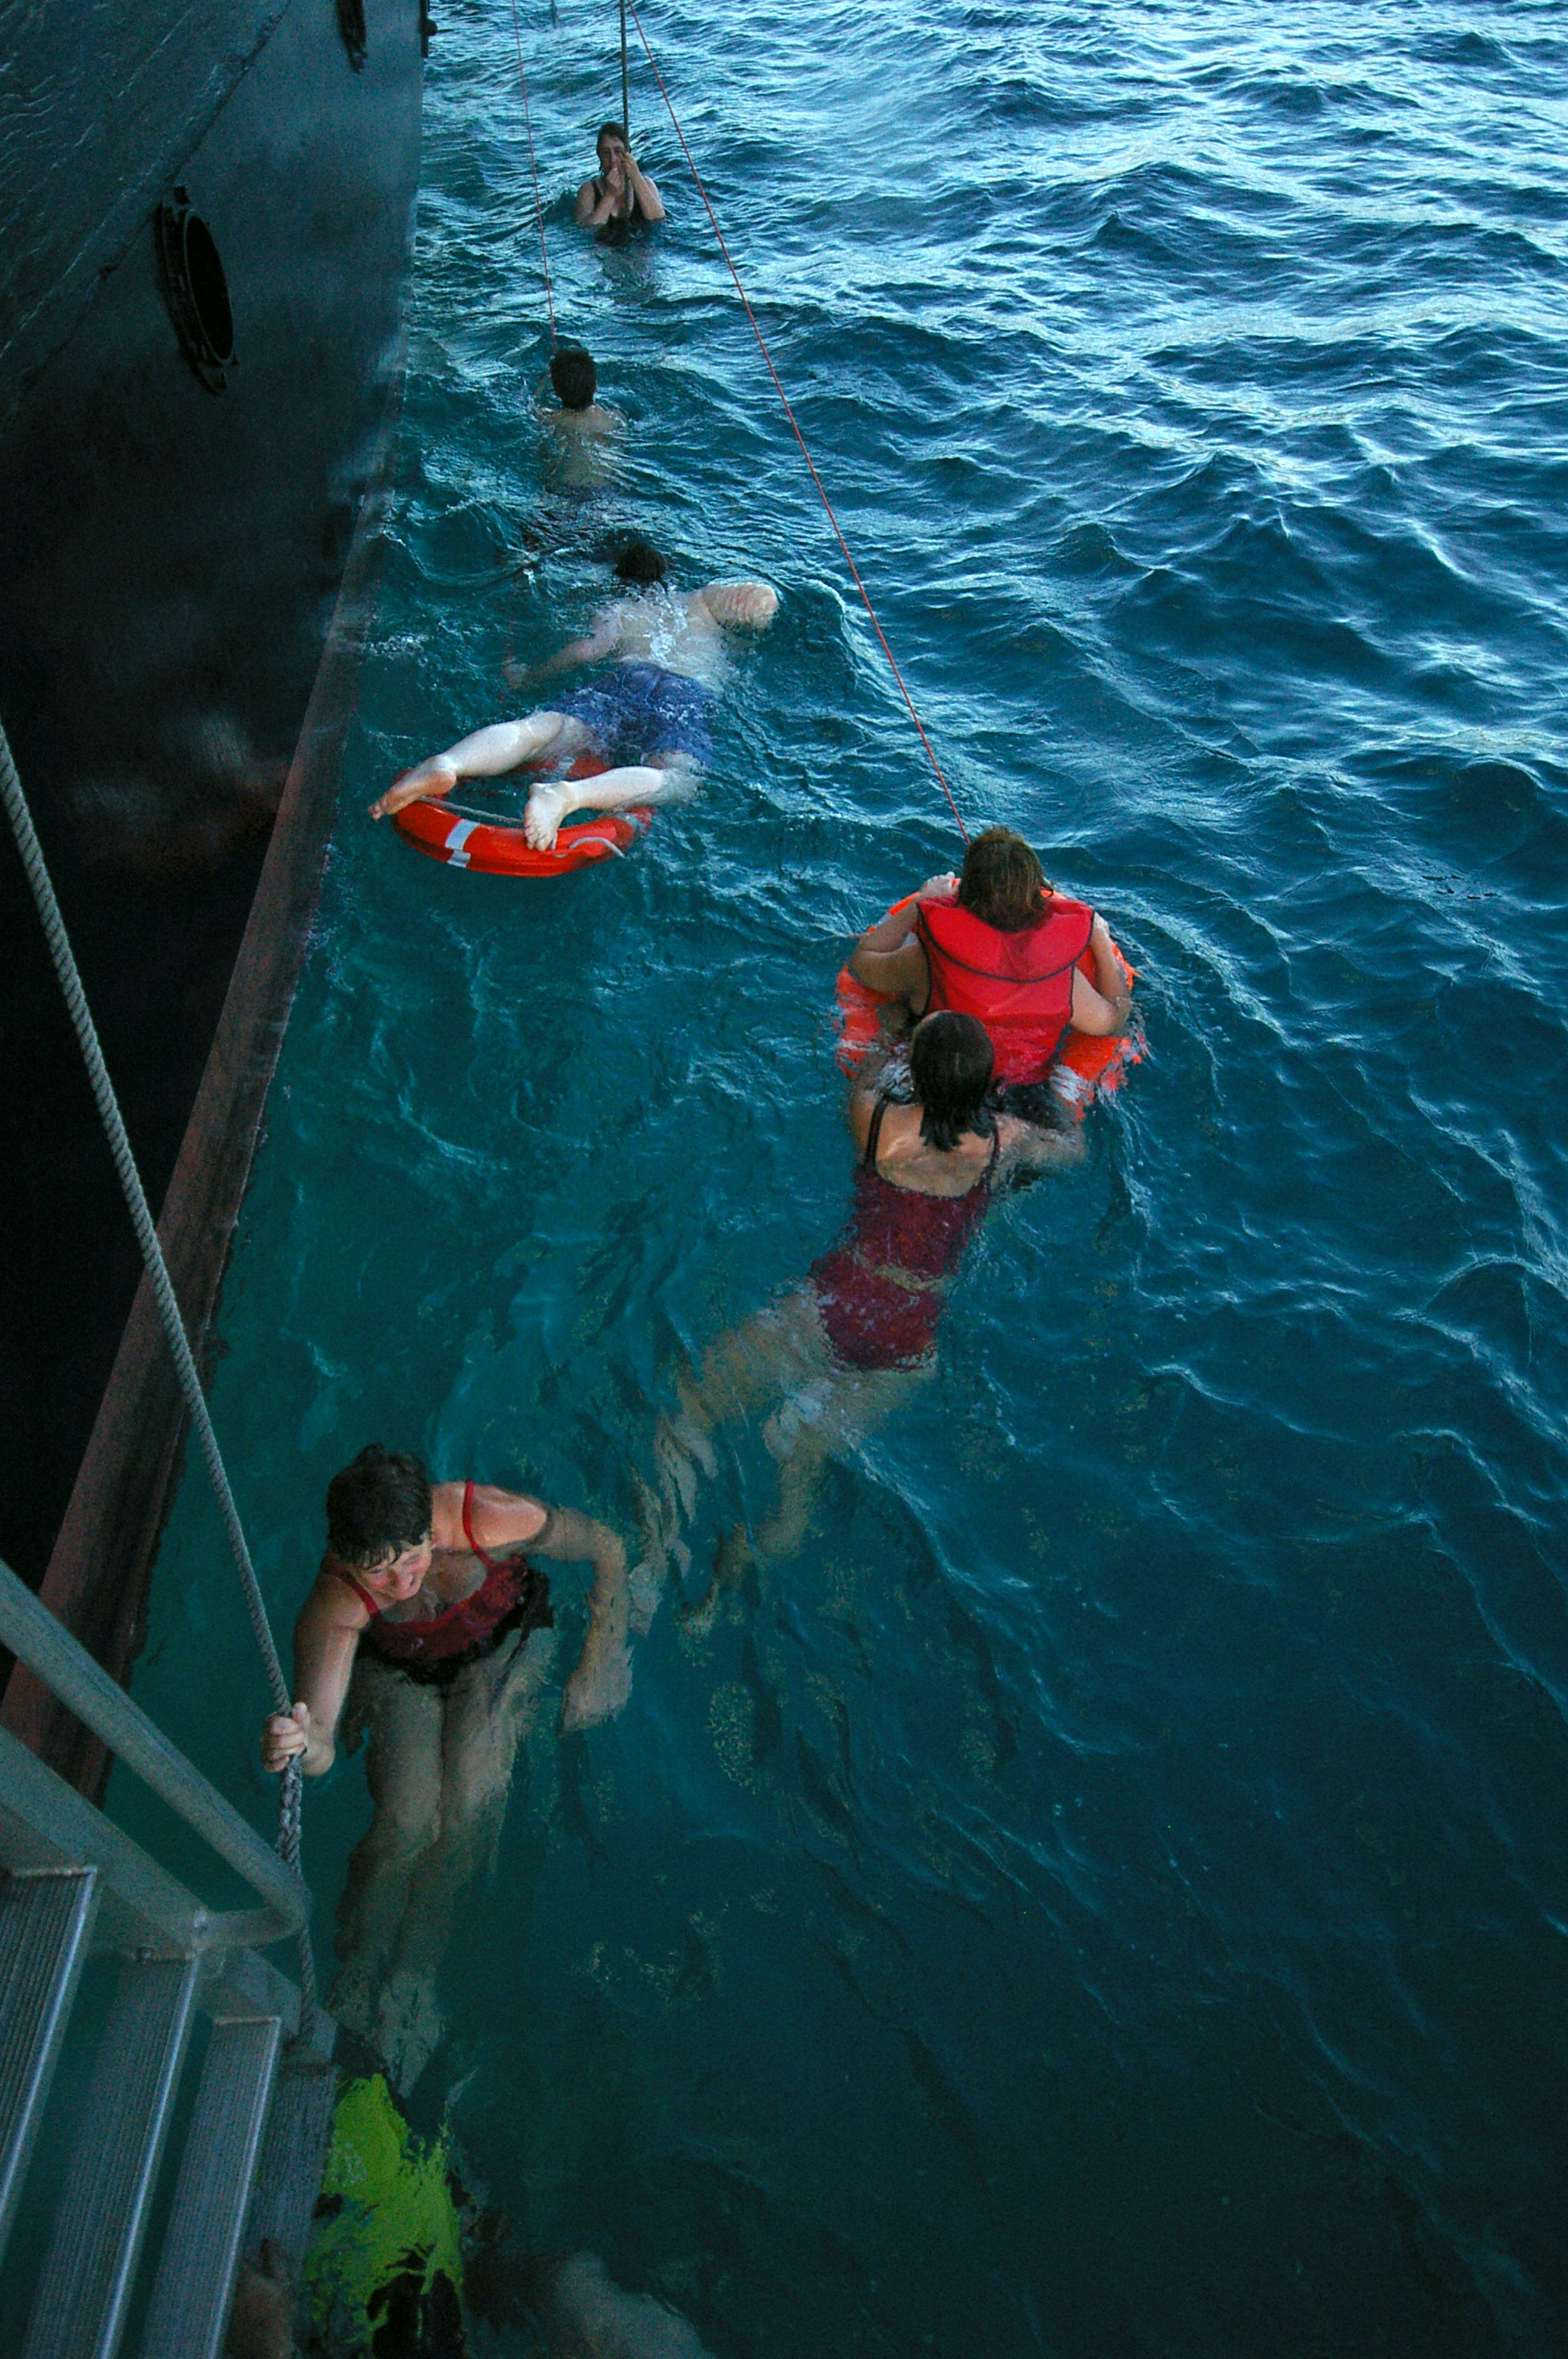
[510,0,557,346]
[624,0,967,842]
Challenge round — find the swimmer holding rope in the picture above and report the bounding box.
[260,1446,631,2088]
[575,119,665,236]
[371,538,778,851]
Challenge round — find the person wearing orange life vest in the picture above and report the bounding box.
[848,824,1132,1123]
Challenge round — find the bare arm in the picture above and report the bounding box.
[1068,914,1133,1038]
[848,876,953,1000]
[260,1588,365,1778]
[993,1111,1086,1176]
[624,154,664,222]
[526,612,622,685]
[575,174,618,228]
[529,1503,632,1732]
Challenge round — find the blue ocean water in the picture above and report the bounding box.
[134,2,1568,2350]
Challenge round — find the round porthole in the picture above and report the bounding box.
[154,187,236,394]
[337,0,368,67]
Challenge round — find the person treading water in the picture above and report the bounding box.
[370,540,779,850]
[637,1010,1078,1613]
[575,120,665,238]
[260,1445,632,2090]
[849,823,1132,1123]
[539,342,622,493]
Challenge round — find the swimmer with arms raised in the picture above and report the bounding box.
[370,539,778,850]
[260,1446,631,2087]
[575,120,665,235]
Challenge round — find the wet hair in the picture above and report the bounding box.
[596,120,629,154]
[910,1011,996,1153]
[612,537,670,586]
[957,825,1051,933]
[325,1445,433,1568]
[549,344,597,410]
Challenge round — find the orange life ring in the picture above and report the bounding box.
[834,893,1140,1123]
[389,755,651,878]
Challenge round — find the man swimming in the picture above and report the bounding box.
[539,343,622,493]
[370,540,779,852]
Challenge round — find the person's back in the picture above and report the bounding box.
[542,343,622,490]
[849,828,1131,1108]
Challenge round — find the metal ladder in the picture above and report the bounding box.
[0,1557,332,2359]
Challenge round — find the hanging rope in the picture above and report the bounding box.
[510,0,557,346]
[624,0,967,844]
[0,716,318,2043]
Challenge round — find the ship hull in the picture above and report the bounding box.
[0,0,423,1589]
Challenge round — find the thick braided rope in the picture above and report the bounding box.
[0,716,317,2037]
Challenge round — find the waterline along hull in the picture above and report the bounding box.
[0,0,423,1668]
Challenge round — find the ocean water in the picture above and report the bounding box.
[132,2,1568,2351]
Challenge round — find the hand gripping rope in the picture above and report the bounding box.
[0,716,318,2045]
[624,0,968,845]
[511,0,557,346]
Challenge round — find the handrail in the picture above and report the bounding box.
[0,1557,307,1933]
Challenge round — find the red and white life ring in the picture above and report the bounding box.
[390,756,651,879]
[834,893,1140,1122]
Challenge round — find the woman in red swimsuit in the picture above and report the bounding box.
[637,1012,1078,1616]
[261,1448,630,2089]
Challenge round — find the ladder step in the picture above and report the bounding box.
[21,1951,199,2359]
[0,1867,99,2271]
[140,2012,283,2359]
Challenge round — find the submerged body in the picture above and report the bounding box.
[637,1016,1077,1608]
[262,1454,631,2090]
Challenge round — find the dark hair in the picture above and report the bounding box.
[325,1445,433,1568]
[612,537,669,586]
[910,1011,995,1153]
[597,120,629,151]
[958,825,1050,932]
[550,344,597,410]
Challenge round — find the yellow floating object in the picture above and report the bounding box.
[303,2072,464,2354]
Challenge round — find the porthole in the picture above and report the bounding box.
[337,0,368,67]
[154,188,236,394]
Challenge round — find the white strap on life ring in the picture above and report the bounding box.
[443,817,480,868]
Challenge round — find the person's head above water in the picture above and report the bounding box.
[612,537,670,586]
[909,1009,995,1152]
[549,344,597,411]
[956,824,1051,932]
[326,1444,433,1569]
[596,120,630,171]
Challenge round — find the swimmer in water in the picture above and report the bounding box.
[260,1446,632,2092]
[850,826,1131,1125]
[370,539,779,851]
[633,1009,1077,1623]
[575,120,665,237]
[539,343,623,493]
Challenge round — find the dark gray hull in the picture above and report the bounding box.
[0,0,423,1591]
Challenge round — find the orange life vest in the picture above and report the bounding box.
[916,893,1094,1085]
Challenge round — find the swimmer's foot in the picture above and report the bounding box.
[369,760,458,821]
[679,1524,753,1635]
[326,1960,381,2050]
[523,781,572,850]
[374,1969,447,2099]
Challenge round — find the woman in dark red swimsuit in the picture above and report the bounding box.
[636,1013,1080,1616]
[261,1448,630,2090]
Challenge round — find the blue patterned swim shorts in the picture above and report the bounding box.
[554,661,715,767]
